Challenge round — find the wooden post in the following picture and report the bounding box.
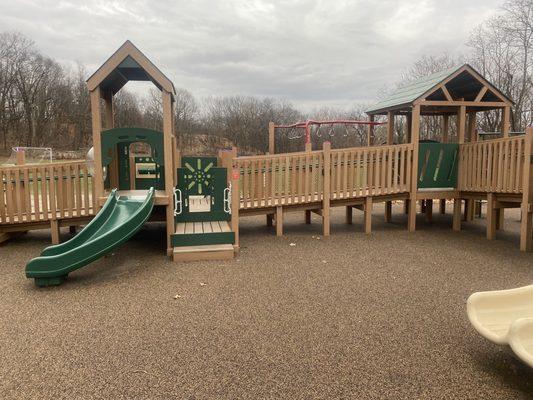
[15,149,26,213]
[520,127,533,251]
[405,113,412,144]
[231,155,240,249]
[322,141,331,237]
[90,87,104,210]
[103,91,114,129]
[439,199,446,214]
[346,206,353,224]
[502,106,510,138]
[408,104,420,231]
[367,115,374,146]
[457,105,466,144]
[364,197,373,234]
[267,214,273,227]
[442,115,449,143]
[425,199,433,222]
[385,112,394,221]
[268,122,275,154]
[276,206,283,236]
[50,219,60,244]
[404,199,409,214]
[385,201,392,223]
[468,113,477,143]
[386,111,394,145]
[15,149,25,165]
[496,209,504,230]
[466,199,475,221]
[305,210,311,224]
[453,199,462,231]
[163,90,175,256]
[487,193,497,240]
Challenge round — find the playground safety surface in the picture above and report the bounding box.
[2,204,533,399]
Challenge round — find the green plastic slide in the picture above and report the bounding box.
[25,188,155,287]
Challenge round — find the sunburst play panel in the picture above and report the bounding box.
[172,156,234,253]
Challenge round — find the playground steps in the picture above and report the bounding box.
[171,221,235,262]
[172,244,234,262]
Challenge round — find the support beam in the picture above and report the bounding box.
[345,206,353,224]
[520,127,533,251]
[231,157,240,249]
[267,214,273,227]
[487,193,497,240]
[425,199,433,222]
[276,206,283,237]
[89,87,104,210]
[467,113,477,142]
[387,111,394,145]
[364,197,373,234]
[442,115,449,143]
[367,115,374,146]
[50,219,60,245]
[502,106,511,138]
[268,121,275,154]
[322,142,331,236]
[385,201,392,223]
[405,113,412,144]
[408,105,420,232]
[453,199,462,231]
[440,199,446,214]
[163,90,175,256]
[457,105,466,144]
[305,210,311,224]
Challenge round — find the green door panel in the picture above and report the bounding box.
[418,143,459,189]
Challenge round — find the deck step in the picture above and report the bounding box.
[171,220,234,247]
[172,244,234,262]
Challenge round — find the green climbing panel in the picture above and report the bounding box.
[418,142,459,189]
[175,156,231,223]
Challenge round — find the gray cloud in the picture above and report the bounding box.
[1,0,502,109]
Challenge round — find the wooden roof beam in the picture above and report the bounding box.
[416,100,508,108]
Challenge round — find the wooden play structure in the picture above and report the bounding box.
[1,42,533,284]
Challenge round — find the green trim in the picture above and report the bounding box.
[171,231,234,247]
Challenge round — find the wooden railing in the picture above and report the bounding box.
[235,150,324,209]
[0,161,95,225]
[458,135,525,194]
[330,144,412,199]
[234,144,413,209]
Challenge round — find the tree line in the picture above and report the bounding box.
[0,0,531,156]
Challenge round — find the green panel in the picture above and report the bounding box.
[101,127,165,190]
[175,167,229,222]
[117,142,131,190]
[418,143,459,189]
[134,156,164,190]
[171,231,234,247]
[25,188,155,287]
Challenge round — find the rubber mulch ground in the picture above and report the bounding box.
[1,204,533,399]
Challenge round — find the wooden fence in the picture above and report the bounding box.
[458,135,525,194]
[234,143,413,210]
[0,161,95,225]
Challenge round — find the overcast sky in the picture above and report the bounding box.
[1,0,503,109]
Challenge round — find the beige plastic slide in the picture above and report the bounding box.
[467,285,533,367]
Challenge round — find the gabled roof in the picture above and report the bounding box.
[86,40,175,96]
[367,64,513,115]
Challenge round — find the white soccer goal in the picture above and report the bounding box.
[6,146,53,165]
